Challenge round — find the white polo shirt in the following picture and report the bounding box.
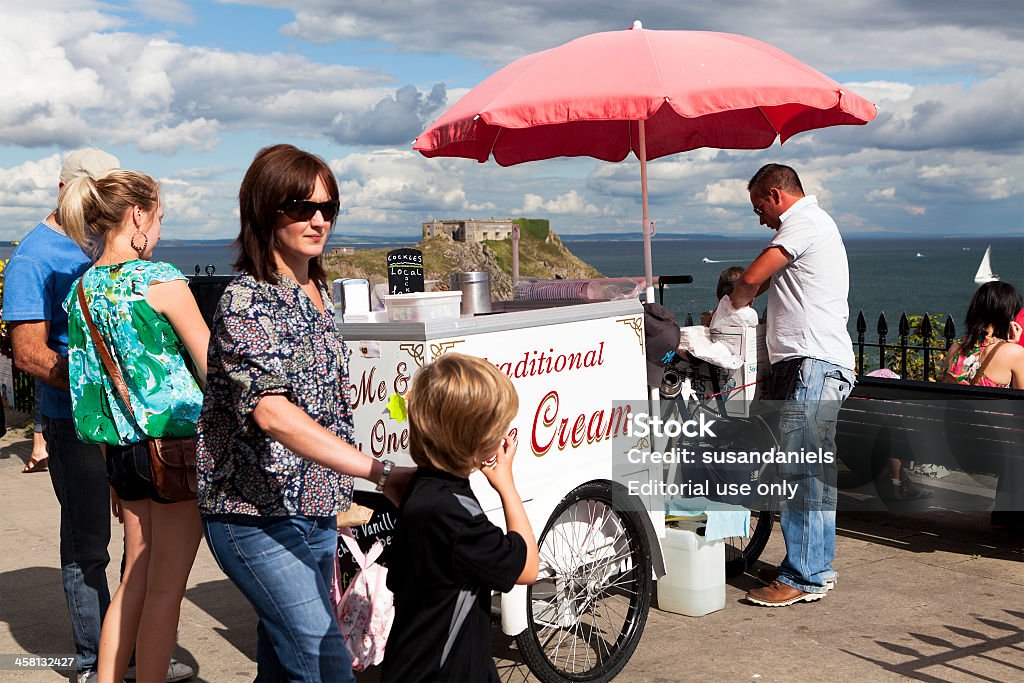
[765,195,855,370]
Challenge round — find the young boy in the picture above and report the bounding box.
[381,353,539,683]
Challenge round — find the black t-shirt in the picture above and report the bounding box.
[381,467,527,683]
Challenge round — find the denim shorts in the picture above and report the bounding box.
[106,442,166,503]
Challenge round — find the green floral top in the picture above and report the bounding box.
[64,260,203,445]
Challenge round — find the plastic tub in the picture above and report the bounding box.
[384,291,462,322]
[657,519,726,617]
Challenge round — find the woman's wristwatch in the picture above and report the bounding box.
[375,459,395,492]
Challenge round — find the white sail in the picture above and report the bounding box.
[974,245,999,284]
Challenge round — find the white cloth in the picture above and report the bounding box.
[709,294,759,329]
[765,195,855,369]
[677,326,743,369]
[665,500,752,541]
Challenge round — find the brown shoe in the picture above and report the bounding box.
[747,580,826,607]
[756,567,835,592]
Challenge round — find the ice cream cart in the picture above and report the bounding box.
[340,298,666,682]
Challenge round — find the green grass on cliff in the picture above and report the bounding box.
[323,219,599,283]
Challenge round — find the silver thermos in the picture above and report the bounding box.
[450,271,492,316]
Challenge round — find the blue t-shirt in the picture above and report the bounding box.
[1,222,91,419]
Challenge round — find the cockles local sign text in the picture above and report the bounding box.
[348,341,632,459]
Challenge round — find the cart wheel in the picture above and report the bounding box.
[724,510,773,578]
[516,481,652,683]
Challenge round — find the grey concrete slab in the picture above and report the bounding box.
[1,426,1020,683]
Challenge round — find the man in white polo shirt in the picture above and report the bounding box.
[729,164,856,607]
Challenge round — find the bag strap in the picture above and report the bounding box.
[339,527,386,569]
[971,340,1006,386]
[77,280,141,427]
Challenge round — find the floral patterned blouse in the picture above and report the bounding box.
[943,339,1010,388]
[196,273,354,517]
[63,261,203,445]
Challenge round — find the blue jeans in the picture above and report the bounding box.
[775,359,855,594]
[203,514,354,683]
[43,417,111,671]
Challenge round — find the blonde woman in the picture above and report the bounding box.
[60,170,207,683]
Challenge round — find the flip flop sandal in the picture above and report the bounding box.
[22,456,49,473]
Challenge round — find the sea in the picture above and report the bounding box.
[3,234,1022,337]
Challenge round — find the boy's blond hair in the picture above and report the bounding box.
[408,353,519,473]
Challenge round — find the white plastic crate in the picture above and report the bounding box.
[384,291,462,322]
[677,324,768,417]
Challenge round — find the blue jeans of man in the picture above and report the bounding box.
[203,514,354,683]
[775,359,855,594]
[43,417,111,671]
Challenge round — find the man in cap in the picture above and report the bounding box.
[2,149,193,682]
[729,163,855,607]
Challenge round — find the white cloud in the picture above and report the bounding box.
[240,0,1024,73]
[330,84,448,146]
[854,69,1024,152]
[0,155,63,237]
[845,81,915,104]
[700,180,748,205]
[0,5,395,152]
[866,187,896,201]
[158,177,222,233]
[329,149,496,230]
[520,190,600,215]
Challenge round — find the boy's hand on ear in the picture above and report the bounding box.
[481,430,518,492]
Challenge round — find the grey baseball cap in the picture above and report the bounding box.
[644,302,680,388]
[59,148,120,183]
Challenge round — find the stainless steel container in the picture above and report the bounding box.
[450,271,492,316]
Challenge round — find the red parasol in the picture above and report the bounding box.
[414,22,877,294]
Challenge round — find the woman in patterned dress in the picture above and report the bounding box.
[61,170,209,683]
[941,281,1024,389]
[196,144,411,683]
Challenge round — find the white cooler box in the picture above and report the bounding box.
[676,324,768,417]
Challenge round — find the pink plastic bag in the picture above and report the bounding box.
[332,528,394,670]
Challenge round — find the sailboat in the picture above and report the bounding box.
[974,245,999,284]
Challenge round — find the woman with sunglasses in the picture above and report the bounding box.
[196,144,411,683]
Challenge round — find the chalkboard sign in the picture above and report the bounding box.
[336,492,398,592]
[387,248,424,295]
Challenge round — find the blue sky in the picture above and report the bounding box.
[0,0,1022,240]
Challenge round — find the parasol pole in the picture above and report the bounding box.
[638,119,655,302]
[639,118,659,404]
[512,223,520,287]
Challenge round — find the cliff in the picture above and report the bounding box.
[321,219,601,300]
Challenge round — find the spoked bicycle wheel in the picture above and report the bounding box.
[720,414,777,577]
[516,481,653,683]
[724,509,774,577]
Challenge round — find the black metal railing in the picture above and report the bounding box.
[677,308,958,382]
[854,310,956,381]
[188,265,233,328]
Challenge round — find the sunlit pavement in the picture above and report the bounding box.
[1,420,1020,682]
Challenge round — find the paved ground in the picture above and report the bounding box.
[1,418,1020,682]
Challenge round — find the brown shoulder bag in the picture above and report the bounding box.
[77,282,198,502]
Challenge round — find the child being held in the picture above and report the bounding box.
[381,353,539,683]
[701,266,745,326]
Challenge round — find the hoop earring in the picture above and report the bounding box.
[130,229,148,257]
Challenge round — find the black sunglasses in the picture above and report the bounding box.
[278,199,340,223]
